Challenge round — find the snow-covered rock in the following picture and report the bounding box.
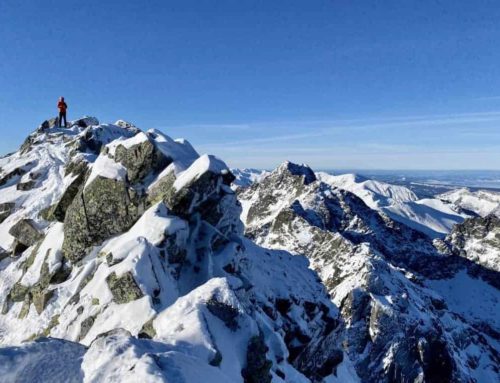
[447,214,500,273]
[231,168,270,190]
[0,119,355,383]
[238,161,500,383]
[317,172,470,238]
[439,187,500,217]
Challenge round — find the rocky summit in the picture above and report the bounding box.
[0,117,498,383]
[0,118,345,383]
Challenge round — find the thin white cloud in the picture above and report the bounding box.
[196,111,500,148]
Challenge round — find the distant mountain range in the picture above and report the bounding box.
[233,168,500,239]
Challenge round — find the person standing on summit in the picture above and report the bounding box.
[57,96,68,127]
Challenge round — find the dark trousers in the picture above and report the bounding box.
[59,112,67,127]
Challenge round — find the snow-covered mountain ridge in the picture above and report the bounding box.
[0,118,498,383]
[238,161,500,382]
[0,118,352,383]
[439,188,500,218]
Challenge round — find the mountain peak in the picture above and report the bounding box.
[276,161,317,185]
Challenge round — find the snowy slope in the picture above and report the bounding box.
[231,168,270,190]
[439,188,500,217]
[0,118,358,383]
[316,172,418,209]
[316,172,469,238]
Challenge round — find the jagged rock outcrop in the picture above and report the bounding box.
[112,132,168,184]
[106,271,144,304]
[49,173,86,222]
[447,214,500,272]
[1,118,497,383]
[0,118,348,383]
[238,161,500,383]
[62,174,145,263]
[163,155,235,217]
[8,219,43,247]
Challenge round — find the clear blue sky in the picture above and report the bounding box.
[1,0,499,169]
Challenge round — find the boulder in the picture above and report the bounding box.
[16,180,36,191]
[9,219,43,247]
[138,319,157,339]
[62,176,144,263]
[38,118,58,131]
[206,297,239,331]
[70,117,99,128]
[0,167,28,187]
[114,137,169,184]
[32,286,54,315]
[163,155,234,217]
[79,315,96,341]
[4,256,60,316]
[64,158,89,178]
[50,173,86,222]
[8,282,29,303]
[114,120,136,129]
[106,271,143,304]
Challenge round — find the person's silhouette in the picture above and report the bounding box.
[57,97,68,127]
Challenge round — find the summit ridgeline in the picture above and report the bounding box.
[0,117,343,383]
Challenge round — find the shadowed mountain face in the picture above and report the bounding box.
[238,162,500,383]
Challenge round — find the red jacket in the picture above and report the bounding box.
[58,101,67,113]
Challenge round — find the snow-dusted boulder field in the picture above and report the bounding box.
[0,118,353,382]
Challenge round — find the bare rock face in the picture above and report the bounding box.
[0,165,30,187]
[50,173,86,222]
[8,219,43,247]
[2,120,498,382]
[106,272,143,304]
[163,155,235,218]
[62,134,171,263]
[113,137,169,184]
[241,334,272,383]
[70,116,99,128]
[62,176,144,263]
